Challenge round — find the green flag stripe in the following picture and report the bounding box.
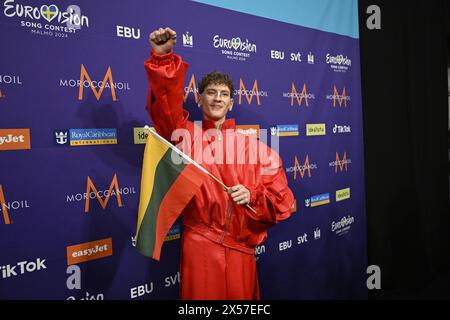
[136,149,187,257]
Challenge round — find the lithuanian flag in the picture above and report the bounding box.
[135,129,206,261]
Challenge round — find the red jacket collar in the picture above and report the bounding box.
[202,118,236,131]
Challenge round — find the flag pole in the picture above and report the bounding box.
[144,126,257,214]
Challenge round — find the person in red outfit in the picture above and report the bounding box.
[145,27,295,300]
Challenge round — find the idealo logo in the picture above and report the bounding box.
[282,83,315,107]
[285,155,317,179]
[336,187,351,202]
[306,124,326,136]
[59,64,131,102]
[326,86,350,108]
[235,79,267,107]
[329,151,352,173]
[0,185,30,225]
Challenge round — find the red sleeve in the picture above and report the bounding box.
[144,50,190,141]
[245,142,295,225]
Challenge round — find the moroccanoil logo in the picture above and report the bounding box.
[0,185,31,225]
[66,237,113,265]
[59,65,131,101]
[235,79,267,107]
[285,155,317,179]
[0,128,31,151]
[326,86,350,107]
[329,151,352,173]
[282,83,315,107]
[0,185,10,225]
[336,188,351,202]
[79,65,116,101]
[183,73,199,104]
[306,124,326,136]
[65,174,137,213]
[84,174,122,213]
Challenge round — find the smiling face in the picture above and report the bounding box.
[199,83,234,124]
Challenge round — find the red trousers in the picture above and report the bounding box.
[180,227,260,300]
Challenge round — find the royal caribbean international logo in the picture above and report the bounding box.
[213,34,257,61]
[304,193,330,208]
[326,53,352,73]
[270,125,299,137]
[3,1,90,38]
[54,129,117,147]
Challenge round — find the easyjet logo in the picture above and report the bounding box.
[66,237,113,265]
[236,125,260,138]
[84,174,123,213]
[0,128,31,151]
[78,64,117,101]
[183,73,199,104]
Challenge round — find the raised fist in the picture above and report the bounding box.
[149,27,177,55]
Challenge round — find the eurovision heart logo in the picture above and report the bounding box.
[40,5,59,23]
[231,37,241,50]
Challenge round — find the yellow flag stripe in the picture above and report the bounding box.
[136,133,169,235]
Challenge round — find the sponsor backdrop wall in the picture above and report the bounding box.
[0,0,367,299]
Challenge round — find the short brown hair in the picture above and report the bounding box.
[198,71,234,95]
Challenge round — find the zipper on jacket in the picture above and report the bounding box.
[219,200,232,244]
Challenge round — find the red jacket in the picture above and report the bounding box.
[144,50,295,254]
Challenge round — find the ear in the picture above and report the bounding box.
[197,95,202,107]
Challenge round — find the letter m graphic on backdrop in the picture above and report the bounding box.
[332,85,347,107]
[294,155,311,179]
[183,74,199,104]
[239,79,261,106]
[291,83,309,107]
[0,185,11,224]
[78,64,117,101]
[84,174,123,213]
[335,151,348,173]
